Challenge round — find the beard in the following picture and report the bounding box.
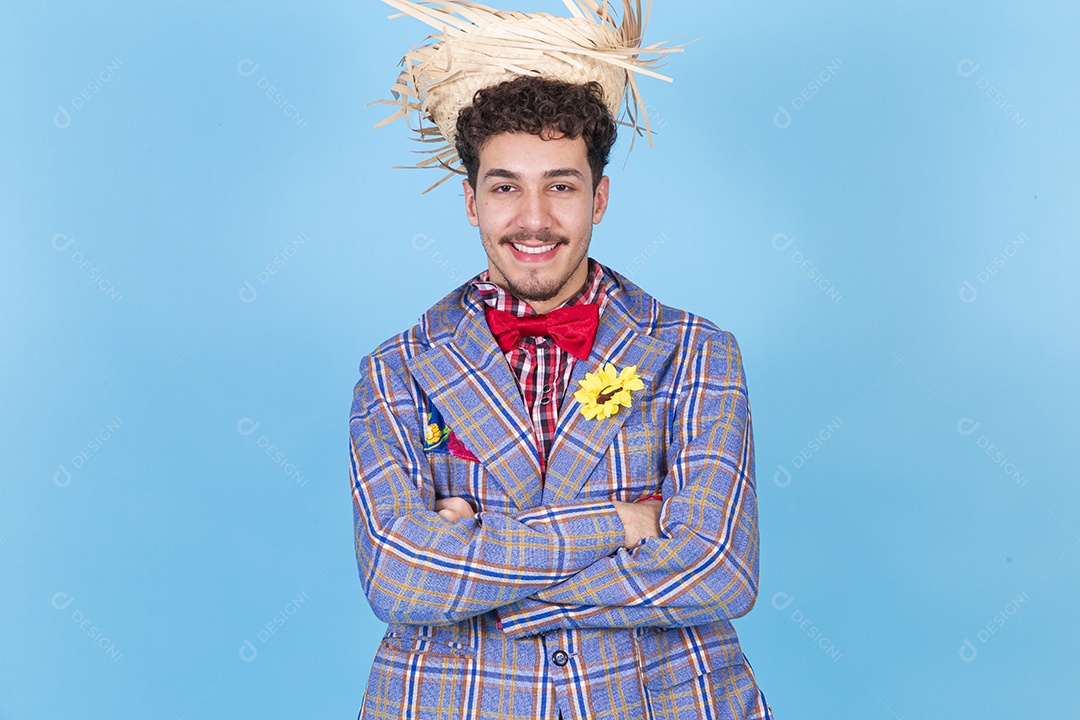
[483,228,590,304]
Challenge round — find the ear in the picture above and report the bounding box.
[591,174,610,224]
[463,178,479,227]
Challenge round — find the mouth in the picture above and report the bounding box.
[511,242,559,255]
[503,237,564,263]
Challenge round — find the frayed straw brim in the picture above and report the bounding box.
[369,0,686,193]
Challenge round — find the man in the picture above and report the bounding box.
[351,3,771,719]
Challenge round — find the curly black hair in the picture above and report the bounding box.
[454,75,617,193]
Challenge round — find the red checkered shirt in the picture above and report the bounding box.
[471,259,610,477]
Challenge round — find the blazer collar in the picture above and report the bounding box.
[404,263,674,510]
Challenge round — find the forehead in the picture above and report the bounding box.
[477,131,590,179]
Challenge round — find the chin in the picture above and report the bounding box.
[506,278,563,304]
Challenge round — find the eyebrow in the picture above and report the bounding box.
[482,167,587,183]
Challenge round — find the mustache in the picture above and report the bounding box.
[500,231,568,245]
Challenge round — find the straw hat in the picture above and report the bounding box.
[370,0,685,193]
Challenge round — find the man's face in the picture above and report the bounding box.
[463,130,609,313]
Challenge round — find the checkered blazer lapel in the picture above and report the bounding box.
[543,268,675,504]
[404,286,545,511]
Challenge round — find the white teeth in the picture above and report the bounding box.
[512,242,558,255]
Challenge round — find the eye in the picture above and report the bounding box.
[551,183,574,192]
[492,184,515,193]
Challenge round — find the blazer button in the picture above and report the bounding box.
[551,650,569,666]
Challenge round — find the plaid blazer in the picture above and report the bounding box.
[350,263,772,720]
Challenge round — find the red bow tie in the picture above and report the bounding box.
[484,304,599,360]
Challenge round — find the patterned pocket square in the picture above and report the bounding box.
[422,405,479,463]
[446,430,479,463]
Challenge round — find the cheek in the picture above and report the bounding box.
[477,204,512,230]
[571,204,597,231]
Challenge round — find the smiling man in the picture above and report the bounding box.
[350,3,771,719]
[449,77,646,483]
[463,128,608,313]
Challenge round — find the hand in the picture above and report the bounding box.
[611,499,662,550]
[435,496,477,522]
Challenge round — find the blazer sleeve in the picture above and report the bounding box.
[495,330,759,638]
[351,351,626,627]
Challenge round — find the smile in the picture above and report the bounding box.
[511,242,559,255]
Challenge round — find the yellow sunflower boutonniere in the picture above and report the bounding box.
[573,363,645,420]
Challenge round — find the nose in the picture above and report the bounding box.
[516,187,553,233]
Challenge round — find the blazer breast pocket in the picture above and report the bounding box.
[427,451,491,510]
[421,405,490,507]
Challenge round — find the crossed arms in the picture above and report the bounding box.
[350,331,759,638]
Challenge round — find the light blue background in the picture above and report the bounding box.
[3,1,1078,717]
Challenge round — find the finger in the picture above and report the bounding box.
[449,497,478,516]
